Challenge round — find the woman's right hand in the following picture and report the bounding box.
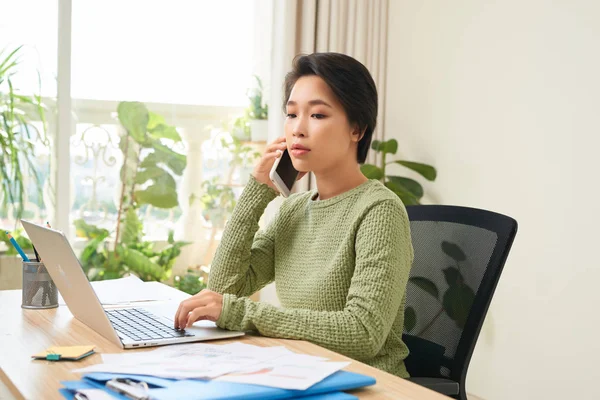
[252,137,287,192]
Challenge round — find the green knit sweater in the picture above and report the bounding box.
[209,176,414,378]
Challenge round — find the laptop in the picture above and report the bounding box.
[21,220,244,349]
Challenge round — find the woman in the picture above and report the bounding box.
[174,52,414,378]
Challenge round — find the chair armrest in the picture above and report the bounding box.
[407,377,460,396]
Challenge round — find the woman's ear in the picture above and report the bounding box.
[352,126,366,142]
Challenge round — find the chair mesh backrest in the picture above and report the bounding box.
[406,221,496,377]
[403,206,517,382]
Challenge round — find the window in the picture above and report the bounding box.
[1,0,272,250]
[0,0,57,97]
[71,0,257,106]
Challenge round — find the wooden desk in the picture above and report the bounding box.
[0,288,448,400]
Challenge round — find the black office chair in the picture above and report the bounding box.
[402,205,517,400]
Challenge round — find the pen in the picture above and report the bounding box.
[33,244,41,262]
[5,231,30,262]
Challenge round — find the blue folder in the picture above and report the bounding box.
[59,370,375,400]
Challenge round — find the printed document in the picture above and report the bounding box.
[74,342,349,389]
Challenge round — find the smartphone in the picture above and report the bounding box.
[269,148,299,197]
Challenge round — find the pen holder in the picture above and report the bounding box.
[21,261,58,309]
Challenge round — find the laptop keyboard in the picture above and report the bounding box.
[106,308,193,342]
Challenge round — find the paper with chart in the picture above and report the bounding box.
[73,342,349,388]
[216,353,350,390]
[73,342,293,379]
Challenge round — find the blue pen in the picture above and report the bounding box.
[5,232,30,262]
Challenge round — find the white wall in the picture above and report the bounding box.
[385,1,600,399]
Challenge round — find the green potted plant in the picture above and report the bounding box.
[246,75,269,142]
[173,265,209,295]
[228,114,251,141]
[0,45,48,223]
[76,101,190,282]
[0,45,48,289]
[360,139,437,205]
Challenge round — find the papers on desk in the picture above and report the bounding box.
[76,342,291,379]
[58,275,190,306]
[73,343,350,390]
[215,352,350,390]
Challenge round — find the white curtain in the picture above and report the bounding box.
[268,0,389,190]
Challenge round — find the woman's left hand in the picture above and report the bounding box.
[174,289,223,329]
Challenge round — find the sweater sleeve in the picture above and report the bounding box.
[207,176,279,297]
[216,200,413,361]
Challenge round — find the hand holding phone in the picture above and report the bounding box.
[251,137,290,192]
[269,148,299,197]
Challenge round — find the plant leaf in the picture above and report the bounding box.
[121,208,143,246]
[174,273,207,295]
[383,139,398,155]
[117,246,166,281]
[117,101,149,144]
[404,306,416,332]
[442,241,467,261]
[147,111,166,130]
[140,151,185,176]
[80,232,108,264]
[442,283,475,329]
[360,164,384,180]
[0,46,22,76]
[384,181,420,205]
[371,140,383,152]
[148,124,182,142]
[387,176,424,199]
[157,240,191,268]
[73,219,110,239]
[0,46,47,220]
[148,139,187,173]
[118,135,139,188]
[134,189,178,209]
[135,165,169,185]
[134,173,179,208]
[394,161,437,181]
[409,276,439,299]
[86,266,105,281]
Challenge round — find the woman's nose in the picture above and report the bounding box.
[292,119,307,138]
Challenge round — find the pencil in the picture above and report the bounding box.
[5,232,30,262]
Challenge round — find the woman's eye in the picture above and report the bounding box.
[312,114,326,119]
[286,113,297,118]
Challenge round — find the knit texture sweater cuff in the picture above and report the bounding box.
[218,293,248,330]
[238,175,278,216]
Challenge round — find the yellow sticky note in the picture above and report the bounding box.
[32,345,95,361]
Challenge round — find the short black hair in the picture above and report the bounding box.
[283,52,378,164]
